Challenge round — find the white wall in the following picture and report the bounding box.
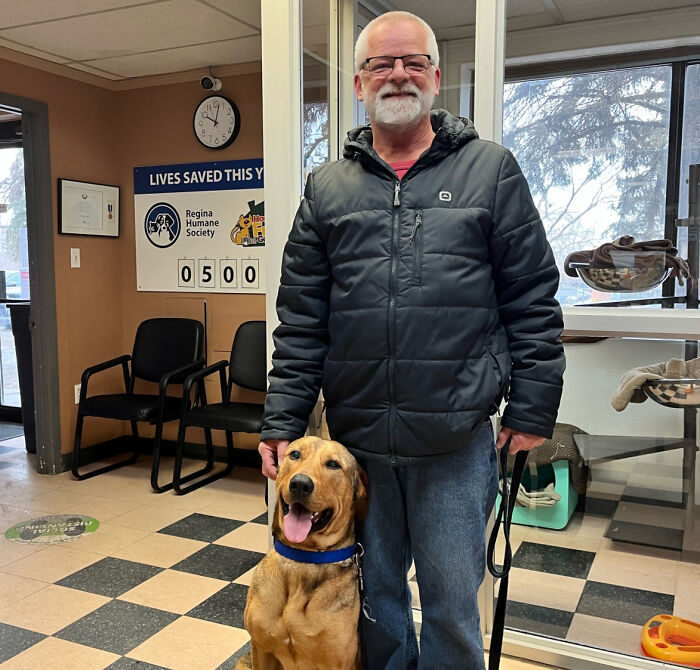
[559,338,688,438]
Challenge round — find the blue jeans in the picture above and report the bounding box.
[356,420,499,670]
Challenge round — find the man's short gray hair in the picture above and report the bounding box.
[354,11,439,73]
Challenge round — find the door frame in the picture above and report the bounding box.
[0,91,61,474]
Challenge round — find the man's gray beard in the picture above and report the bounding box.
[365,84,435,130]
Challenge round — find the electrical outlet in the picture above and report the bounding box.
[74,384,81,404]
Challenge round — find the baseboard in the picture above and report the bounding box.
[61,435,263,473]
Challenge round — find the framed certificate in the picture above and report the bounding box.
[58,179,120,237]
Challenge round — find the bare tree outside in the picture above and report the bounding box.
[503,65,674,305]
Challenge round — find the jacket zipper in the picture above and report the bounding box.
[388,180,401,464]
[410,212,423,285]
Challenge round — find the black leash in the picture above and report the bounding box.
[486,439,528,670]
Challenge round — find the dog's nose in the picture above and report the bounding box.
[289,474,314,497]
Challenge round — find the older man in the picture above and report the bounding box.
[259,10,565,670]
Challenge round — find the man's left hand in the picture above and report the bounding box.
[496,427,545,454]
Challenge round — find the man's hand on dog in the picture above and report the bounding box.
[496,427,544,454]
[259,439,290,479]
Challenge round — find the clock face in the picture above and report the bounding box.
[193,95,240,149]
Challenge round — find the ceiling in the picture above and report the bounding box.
[0,0,698,87]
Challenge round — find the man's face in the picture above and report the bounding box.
[354,19,441,130]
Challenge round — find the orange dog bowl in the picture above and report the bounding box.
[642,615,700,667]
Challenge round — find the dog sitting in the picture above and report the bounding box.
[235,436,368,670]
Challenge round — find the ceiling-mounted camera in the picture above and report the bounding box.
[201,75,222,91]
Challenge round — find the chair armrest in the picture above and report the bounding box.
[158,358,206,394]
[80,354,131,398]
[183,360,229,395]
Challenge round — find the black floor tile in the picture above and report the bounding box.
[606,520,683,551]
[576,581,674,625]
[576,496,619,518]
[589,468,631,486]
[157,513,244,542]
[187,582,249,628]
[512,542,595,579]
[250,512,268,525]
[620,486,683,509]
[504,600,573,639]
[0,622,45,663]
[107,658,169,669]
[171,544,264,581]
[217,641,251,669]
[54,600,178,655]
[56,557,163,598]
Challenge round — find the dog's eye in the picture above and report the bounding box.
[326,460,341,469]
[289,450,301,460]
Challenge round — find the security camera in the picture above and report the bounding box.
[201,75,222,91]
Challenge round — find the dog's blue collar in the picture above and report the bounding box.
[274,538,357,564]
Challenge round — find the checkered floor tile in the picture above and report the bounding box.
[1,431,699,668]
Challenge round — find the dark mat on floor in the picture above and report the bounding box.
[0,421,23,442]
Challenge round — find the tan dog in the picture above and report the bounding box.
[235,436,369,670]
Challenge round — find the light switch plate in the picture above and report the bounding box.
[70,248,80,268]
[74,384,81,404]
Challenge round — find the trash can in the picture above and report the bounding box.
[8,302,36,453]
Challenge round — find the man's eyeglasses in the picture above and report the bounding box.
[360,54,433,77]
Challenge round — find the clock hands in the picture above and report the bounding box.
[202,112,219,127]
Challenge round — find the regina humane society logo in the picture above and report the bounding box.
[145,202,181,248]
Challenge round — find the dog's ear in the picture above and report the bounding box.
[354,467,369,522]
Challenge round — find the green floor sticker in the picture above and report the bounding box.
[5,515,100,544]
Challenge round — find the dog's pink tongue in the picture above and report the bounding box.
[284,503,313,543]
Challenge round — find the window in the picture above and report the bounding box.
[504,65,675,306]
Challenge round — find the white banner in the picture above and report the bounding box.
[134,159,265,293]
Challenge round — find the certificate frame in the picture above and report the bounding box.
[58,179,120,237]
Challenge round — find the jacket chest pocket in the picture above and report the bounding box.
[409,211,423,285]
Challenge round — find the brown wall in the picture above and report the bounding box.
[0,58,265,457]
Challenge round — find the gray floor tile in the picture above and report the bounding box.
[187,582,248,628]
[157,513,244,542]
[171,544,264,581]
[576,496,619,518]
[505,601,573,639]
[512,542,595,579]
[217,641,251,669]
[56,557,163,598]
[0,622,45,663]
[620,486,683,509]
[54,600,178,655]
[0,461,14,470]
[107,658,169,669]
[0,445,19,456]
[250,512,268,525]
[606,520,683,551]
[576,580,674,625]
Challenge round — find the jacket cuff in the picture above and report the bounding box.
[500,413,554,440]
[260,429,302,443]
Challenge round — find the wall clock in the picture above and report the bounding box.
[193,95,240,149]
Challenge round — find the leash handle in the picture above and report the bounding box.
[487,440,528,670]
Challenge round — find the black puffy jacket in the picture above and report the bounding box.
[261,110,565,465]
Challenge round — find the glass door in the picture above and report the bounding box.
[0,108,28,422]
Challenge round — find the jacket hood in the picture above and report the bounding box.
[342,108,479,160]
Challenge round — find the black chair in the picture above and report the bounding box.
[72,318,205,492]
[173,320,266,495]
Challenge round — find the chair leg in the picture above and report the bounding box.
[72,413,140,480]
[150,421,174,493]
[173,428,236,495]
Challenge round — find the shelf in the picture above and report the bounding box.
[562,306,700,340]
